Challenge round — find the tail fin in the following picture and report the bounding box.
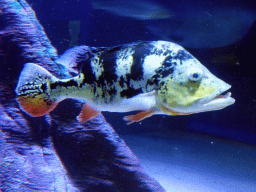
[15,63,59,117]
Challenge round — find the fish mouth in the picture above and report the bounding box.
[197,85,235,111]
[162,84,235,114]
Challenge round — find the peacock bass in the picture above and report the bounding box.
[15,41,235,124]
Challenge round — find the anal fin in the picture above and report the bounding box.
[123,110,155,125]
[77,103,100,122]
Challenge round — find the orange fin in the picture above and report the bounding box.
[16,94,58,117]
[77,103,100,122]
[123,110,155,125]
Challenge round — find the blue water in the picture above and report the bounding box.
[26,0,256,191]
[122,132,256,192]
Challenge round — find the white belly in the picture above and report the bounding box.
[86,90,157,112]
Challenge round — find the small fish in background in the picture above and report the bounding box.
[91,0,174,20]
[15,41,235,124]
[91,0,256,48]
[145,10,256,48]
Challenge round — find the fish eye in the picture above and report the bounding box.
[188,69,203,81]
[193,73,199,79]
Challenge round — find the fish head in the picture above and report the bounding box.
[157,54,235,114]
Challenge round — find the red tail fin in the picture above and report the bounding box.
[16,93,58,117]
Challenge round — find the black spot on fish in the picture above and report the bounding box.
[146,78,158,91]
[126,43,154,81]
[81,48,121,95]
[93,84,96,95]
[173,50,193,61]
[120,88,143,99]
[80,60,97,85]
[162,56,174,67]
[159,82,165,86]
[40,83,47,92]
[101,86,106,98]
[97,51,118,85]
[155,65,175,79]
[50,79,78,90]
[149,56,177,81]
[152,48,164,55]
[119,75,125,88]
[149,74,161,86]
[107,87,117,96]
[87,50,119,92]
[107,87,117,102]
[163,50,173,56]
[146,79,155,86]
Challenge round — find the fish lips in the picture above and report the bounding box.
[197,83,235,112]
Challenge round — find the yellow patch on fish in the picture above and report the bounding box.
[158,77,217,108]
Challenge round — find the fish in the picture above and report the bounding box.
[91,0,256,48]
[91,0,173,20]
[15,41,235,124]
[145,10,256,48]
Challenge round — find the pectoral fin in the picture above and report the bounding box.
[123,110,155,125]
[77,103,100,122]
[159,105,193,115]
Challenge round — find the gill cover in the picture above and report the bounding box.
[157,65,217,108]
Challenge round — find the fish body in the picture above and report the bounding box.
[15,41,235,124]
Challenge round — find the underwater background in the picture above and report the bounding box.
[23,0,256,191]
